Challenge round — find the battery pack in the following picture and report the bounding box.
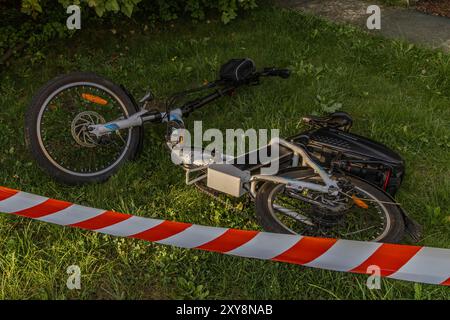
[207,164,251,197]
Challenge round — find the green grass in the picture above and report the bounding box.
[1,5,450,299]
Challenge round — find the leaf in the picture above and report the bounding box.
[94,5,105,17]
[105,0,120,12]
[121,2,134,17]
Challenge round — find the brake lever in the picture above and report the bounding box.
[139,91,154,104]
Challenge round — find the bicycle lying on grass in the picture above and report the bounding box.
[24,58,421,243]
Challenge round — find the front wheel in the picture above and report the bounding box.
[25,72,142,185]
[255,169,405,243]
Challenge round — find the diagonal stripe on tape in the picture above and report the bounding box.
[156,224,229,249]
[95,216,163,237]
[304,239,383,272]
[227,232,301,259]
[70,210,132,230]
[272,236,337,265]
[0,186,449,287]
[14,198,72,218]
[196,229,259,253]
[0,187,18,201]
[442,277,450,286]
[37,204,105,225]
[388,247,450,285]
[351,243,422,276]
[131,220,192,242]
[0,192,49,214]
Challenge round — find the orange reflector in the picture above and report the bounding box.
[352,195,369,209]
[81,93,108,105]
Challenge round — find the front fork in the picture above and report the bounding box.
[87,108,180,138]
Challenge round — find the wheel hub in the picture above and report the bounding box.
[310,205,347,227]
[71,111,106,148]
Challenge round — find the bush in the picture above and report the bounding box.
[19,0,258,22]
[0,0,259,66]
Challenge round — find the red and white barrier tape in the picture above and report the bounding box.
[0,186,449,286]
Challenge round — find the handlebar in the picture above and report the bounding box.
[176,67,291,116]
[259,68,291,79]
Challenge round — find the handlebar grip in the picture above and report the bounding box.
[263,68,291,79]
[276,69,291,79]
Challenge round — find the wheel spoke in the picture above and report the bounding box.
[273,204,314,226]
[39,83,131,175]
[268,175,389,241]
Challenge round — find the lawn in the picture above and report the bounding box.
[0,4,449,299]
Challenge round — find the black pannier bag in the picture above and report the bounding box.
[305,128,405,196]
[291,113,406,196]
[219,58,256,84]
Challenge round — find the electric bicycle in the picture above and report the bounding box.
[25,58,421,242]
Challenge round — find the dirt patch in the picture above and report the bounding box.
[277,0,384,25]
[417,0,450,18]
[278,0,450,52]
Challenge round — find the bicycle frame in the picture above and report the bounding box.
[87,80,341,199]
[88,86,234,137]
[249,137,339,196]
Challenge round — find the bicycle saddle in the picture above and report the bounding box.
[302,112,353,131]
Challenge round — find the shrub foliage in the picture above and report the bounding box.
[20,0,258,22]
[0,0,258,65]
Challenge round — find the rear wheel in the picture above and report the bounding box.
[25,72,142,184]
[255,169,405,243]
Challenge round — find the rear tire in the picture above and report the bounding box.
[25,72,142,185]
[255,168,405,243]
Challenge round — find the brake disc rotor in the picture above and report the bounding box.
[70,111,106,148]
